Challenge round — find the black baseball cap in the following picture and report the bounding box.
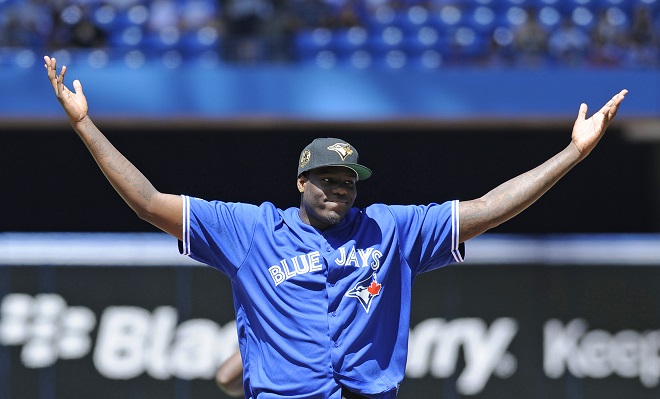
[297,138,372,180]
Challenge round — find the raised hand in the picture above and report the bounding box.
[44,55,89,123]
[571,89,628,160]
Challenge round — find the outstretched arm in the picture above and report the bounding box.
[458,89,628,243]
[44,56,183,240]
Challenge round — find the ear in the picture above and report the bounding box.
[297,175,307,193]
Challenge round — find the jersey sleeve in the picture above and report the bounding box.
[179,195,258,276]
[390,200,464,275]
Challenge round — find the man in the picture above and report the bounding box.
[43,55,627,399]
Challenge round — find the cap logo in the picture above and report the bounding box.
[326,143,353,161]
[299,149,311,168]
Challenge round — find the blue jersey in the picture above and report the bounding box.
[180,196,464,399]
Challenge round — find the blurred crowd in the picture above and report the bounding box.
[0,0,658,69]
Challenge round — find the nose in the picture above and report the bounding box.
[331,184,348,196]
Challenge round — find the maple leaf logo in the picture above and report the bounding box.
[367,280,381,296]
[345,273,383,313]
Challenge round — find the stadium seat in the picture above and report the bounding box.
[331,26,368,60]
[293,28,333,63]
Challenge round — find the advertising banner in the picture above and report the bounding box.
[401,265,660,399]
[1,263,659,399]
[0,266,237,399]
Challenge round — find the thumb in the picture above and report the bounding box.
[72,79,84,95]
[576,103,588,121]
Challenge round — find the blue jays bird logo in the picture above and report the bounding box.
[326,143,353,160]
[345,273,382,313]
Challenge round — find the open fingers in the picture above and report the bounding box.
[57,65,68,95]
[609,89,628,115]
[43,56,68,97]
[44,56,58,91]
[598,89,628,118]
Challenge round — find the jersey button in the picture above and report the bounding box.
[332,311,337,317]
[333,342,339,348]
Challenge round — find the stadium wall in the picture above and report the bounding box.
[1,124,658,233]
[1,233,659,399]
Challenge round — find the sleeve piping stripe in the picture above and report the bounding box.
[451,200,464,263]
[181,195,191,256]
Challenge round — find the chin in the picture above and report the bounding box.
[325,215,342,226]
[321,211,343,226]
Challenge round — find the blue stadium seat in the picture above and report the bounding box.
[331,26,369,60]
[428,4,465,29]
[596,0,654,13]
[596,6,630,29]
[338,49,372,69]
[363,5,396,33]
[293,28,333,62]
[392,6,429,35]
[407,49,444,69]
[367,26,405,57]
[402,25,443,55]
[499,5,530,29]
[570,6,596,30]
[466,5,498,33]
[142,27,181,52]
[537,6,562,30]
[108,26,143,49]
[451,26,488,58]
[91,4,119,28]
[178,27,219,55]
[369,49,408,69]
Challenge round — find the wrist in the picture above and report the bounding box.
[71,114,91,130]
[566,141,587,163]
[69,115,91,127]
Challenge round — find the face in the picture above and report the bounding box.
[297,166,358,231]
